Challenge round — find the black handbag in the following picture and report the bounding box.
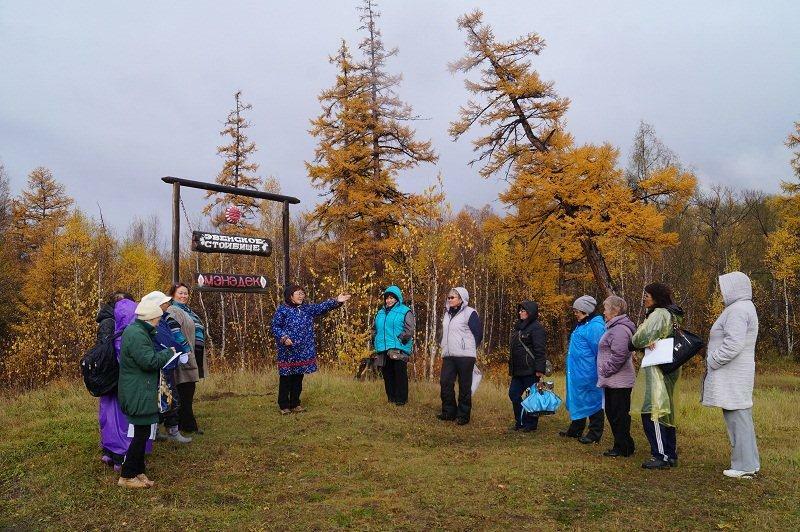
[658,314,705,374]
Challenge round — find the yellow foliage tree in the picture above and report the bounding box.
[307,16,440,276]
[116,241,167,298]
[10,166,73,259]
[767,121,800,286]
[450,10,694,296]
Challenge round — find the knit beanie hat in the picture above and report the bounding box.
[135,300,163,321]
[284,284,304,304]
[141,291,171,306]
[572,295,597,314]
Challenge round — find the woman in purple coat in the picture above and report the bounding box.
[597,295,637,458]
[98,295,153,468]
[271,284,350,414]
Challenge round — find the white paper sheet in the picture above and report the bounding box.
[163,350,180,369]
[641,337,674,367]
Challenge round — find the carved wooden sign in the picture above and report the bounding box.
[196,273,269,293]
[191,231,272,256]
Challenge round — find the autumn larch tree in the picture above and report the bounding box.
[307,41,374,247]
[307,1,439,273]
[450,10,694,297]
[11,166,73,260]
[205,91,262,232]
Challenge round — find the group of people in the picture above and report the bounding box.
[360,275,759,479]
[270,284,485,426]
[97,271,761,488]
[511,272,761,478]
[95,283,206,489]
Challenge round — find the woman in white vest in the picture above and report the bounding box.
[438,287,483,425]
[702,271,760,479]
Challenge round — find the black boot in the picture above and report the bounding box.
[642,457,671,470]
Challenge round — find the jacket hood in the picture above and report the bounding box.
[383,285,404,305]
[451,287,469,306]
[607,314,636,334]
[666,304,685,317]
[517,301,539,323]
[96,303,114,323]
[114,299,137,334]
[719,271,752,306]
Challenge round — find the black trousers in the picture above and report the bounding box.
[278,374,304,409]
[604,387,635,455]
[382,356,409,404]
[440,356,475,421]
[176,381,198,432]
[641,414,677,461]
[565,408,605,440]
[509,375,540,429]
[121,424,150,478]
[195,344,205,379]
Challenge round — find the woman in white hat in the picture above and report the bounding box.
[117,300,187,488]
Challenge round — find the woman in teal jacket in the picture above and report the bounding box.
[373,286,415,405]
[117,300,185,488]
[561,295,606,444]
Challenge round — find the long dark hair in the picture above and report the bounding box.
[644,282,674,314]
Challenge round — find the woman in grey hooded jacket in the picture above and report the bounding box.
[702,271,760,479]
[438,287,483,425]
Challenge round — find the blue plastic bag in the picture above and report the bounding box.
[520,387,563,417]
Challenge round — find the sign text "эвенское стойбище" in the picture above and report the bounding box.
[191,231,272,256]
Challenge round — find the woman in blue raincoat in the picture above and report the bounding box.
[561,295,606,444]
[271,284,351,414]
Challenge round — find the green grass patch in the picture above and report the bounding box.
[1,370,799,530]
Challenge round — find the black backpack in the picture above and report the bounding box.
[80,331,122,397]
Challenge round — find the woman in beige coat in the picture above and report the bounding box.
[167,283,206,434]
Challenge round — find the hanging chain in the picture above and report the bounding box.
[180,198,195,232]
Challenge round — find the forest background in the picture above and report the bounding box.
[2,2,800,389]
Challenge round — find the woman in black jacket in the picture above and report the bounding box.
[508,301,547,432]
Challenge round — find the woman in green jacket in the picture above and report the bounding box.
[630,282,684,470]
[117,300,186,488]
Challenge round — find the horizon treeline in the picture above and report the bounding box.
[2,2,799,389]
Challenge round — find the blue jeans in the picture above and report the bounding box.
[509,375,540,429]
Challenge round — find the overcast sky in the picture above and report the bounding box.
[1,0,799,236]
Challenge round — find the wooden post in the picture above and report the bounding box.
[172,182,181,284]
[282,200,290,286]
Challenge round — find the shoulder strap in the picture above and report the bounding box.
[518,331,538,366]
[667,310,680,335]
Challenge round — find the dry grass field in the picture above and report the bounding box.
[2,368,799,530]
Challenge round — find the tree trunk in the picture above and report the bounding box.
[784,279,794,359]
[580,237,617,297]
[427,263,439,380]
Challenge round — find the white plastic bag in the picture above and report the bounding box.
[471,365,483,396]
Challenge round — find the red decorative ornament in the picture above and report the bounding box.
[224,205,242,225]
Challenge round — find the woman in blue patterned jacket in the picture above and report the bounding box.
[271,284,351,414]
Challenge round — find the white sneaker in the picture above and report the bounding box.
[723,469,756,479]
